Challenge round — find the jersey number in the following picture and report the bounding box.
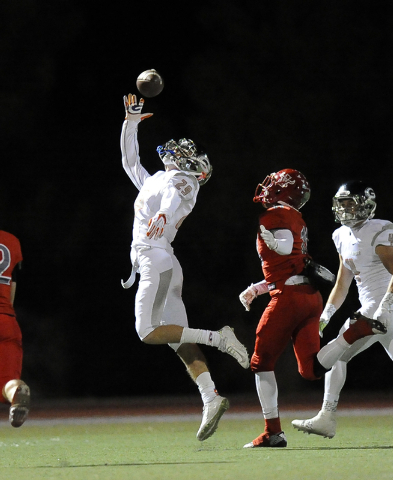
[175,179,192,196]
[0,244,12,285]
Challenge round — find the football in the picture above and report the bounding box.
[136,69,164,98]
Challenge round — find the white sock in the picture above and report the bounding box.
[321,399,338,414]
[317,335,350,370]
[255,371,279,419]
[180,328,221,348]
[196,372,217,405]
[321,359,346,413]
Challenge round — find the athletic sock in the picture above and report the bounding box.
[196,372,217,405]
[321,399,338,413]
[265,417,282,434]
[180,328,221,348]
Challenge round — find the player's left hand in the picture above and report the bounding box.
[239,285,258,311]
[260,225,278,251]
[123,94,153,122]
[319,318,329,337]
[147,213,166,240]
[373,291,393,330]
[372,307,391,331]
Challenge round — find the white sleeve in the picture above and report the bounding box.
[120,120,150,191]
[371,224,393,253]
[273,229,294,255]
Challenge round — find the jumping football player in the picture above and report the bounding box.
[0,229,30,427]
[239,170,387,448]
[292,180,393,438]
[120,94,249,441]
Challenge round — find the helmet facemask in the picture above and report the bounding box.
[157,139,212,185]
[333,185,376,227]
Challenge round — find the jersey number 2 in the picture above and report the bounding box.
[0,244,12,285]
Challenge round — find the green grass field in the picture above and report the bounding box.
[0,415,392,480]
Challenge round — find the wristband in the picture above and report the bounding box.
[321,303,336,321]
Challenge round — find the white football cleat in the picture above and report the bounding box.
[218,326,249,369]
[9,384,30,428]
[292,410,336,438]
[196,395,229,441]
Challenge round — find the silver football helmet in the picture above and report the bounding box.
[157,139,212,185]
[332,180,376,227]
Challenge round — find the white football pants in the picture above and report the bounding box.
[324,302,393,399]
[133,245,188,350]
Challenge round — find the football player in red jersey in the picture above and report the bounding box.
[240,169,387,448]
[0,230,30,427]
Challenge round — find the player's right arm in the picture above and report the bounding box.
[10,260,22,306]
[10,282,16,306]
[319,254,353,336]
[373,245,393,327]
[146,173,198,240]
[120,94,153,190]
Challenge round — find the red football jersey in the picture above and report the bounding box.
[257,205,309,285]
[0,231,22,316]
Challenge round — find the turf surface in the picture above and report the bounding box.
[0,416,392,480]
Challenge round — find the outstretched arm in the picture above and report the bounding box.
[120,94,153,190]
[373,245,393,326]
[239,280,269,311]
[319,254,353,336]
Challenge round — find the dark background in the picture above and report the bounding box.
[1,0,393,402]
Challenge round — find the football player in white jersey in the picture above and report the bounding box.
[292,180,393,438]
[120,94,249,441]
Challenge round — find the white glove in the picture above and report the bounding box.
[123,94,153,122]
[373,292,393,330]
[239,281,269,311]
[147,213,166,240]
[260,225,278,251]
[319,303,336,337]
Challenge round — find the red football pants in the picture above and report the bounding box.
[0,314,23,404]
[250,284,323,380]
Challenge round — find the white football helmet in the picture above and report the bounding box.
[156,139,212,185]
[332,180,376,227]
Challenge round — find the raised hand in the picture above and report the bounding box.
[123,94,153,122]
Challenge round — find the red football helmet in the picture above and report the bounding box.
[253,168,311,209]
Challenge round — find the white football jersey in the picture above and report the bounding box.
[333,219,393,308]
[120,119,199,249]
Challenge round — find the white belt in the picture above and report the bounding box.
[284,275,310,285]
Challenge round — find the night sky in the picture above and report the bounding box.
[1,1,393,400]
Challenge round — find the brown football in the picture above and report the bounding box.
[136,69,164,97]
